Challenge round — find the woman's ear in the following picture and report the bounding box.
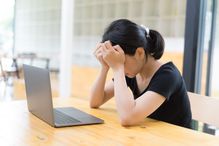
[135,47,145,60]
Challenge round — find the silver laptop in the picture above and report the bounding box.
[23,64,104,128]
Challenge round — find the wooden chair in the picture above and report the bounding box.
[188,92,219,128]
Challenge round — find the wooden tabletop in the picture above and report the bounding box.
[0,97,218,146]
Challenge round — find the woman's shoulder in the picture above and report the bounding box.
[160,61,178,70]
[147,61,183,100]
[155,61,181,77]
[151,61,182,85]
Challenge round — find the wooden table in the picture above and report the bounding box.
[0,97,218,146]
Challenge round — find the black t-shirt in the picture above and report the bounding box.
[125,62,192,128]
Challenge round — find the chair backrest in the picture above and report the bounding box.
[0,58,18,72]
[0,60,4,76]
[188,92,219,128]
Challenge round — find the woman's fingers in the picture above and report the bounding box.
[104,41,114,50]
[100,41,125,61]
[114,45,124,54]
[100,43,108,54]
[93,43,102,55]
[95,41,123,56]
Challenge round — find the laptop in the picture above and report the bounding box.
[23,64,104,128]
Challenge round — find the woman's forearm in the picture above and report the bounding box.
[113,67,136,122]
[89,67,109,108]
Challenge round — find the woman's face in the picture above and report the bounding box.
[124,48,146,78]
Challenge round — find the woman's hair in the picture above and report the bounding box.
[102,19,165,60]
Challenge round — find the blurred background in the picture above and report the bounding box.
[0,0,218,135]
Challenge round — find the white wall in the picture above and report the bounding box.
[15,0,61,68]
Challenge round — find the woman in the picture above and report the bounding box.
[89,19,192,128]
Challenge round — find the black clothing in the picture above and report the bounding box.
[126,62,192,128]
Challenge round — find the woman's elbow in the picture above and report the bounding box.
[120,115,142,126]
[89,99,103,108]
[120,117,132,126]
[121,121,130,127]
[89,102,100,108]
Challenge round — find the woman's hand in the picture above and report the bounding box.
[93,43,109,70]
[101,41,125,71]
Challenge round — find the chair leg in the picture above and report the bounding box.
[12,58,20,79]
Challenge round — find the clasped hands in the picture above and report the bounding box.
[94,41,125,71]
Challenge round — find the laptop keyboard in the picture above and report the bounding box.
[54,109,80,125]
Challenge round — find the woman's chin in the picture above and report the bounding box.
[126,74,135,78]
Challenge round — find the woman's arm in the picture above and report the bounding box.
[89,68,114,108]
[101,41,165,126]
[89,43,114,108]
[113,67,165,126]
